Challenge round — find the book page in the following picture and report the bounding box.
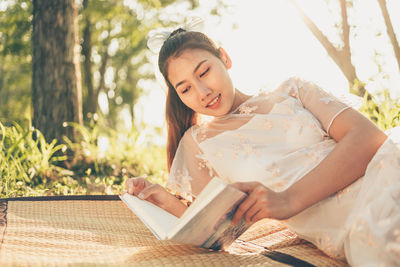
[120,193,178,240]
[178,177,226,224]
[168,178,247,248]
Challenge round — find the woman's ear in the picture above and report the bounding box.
[218,47,232,69]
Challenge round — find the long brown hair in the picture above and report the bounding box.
[158,29,221,171]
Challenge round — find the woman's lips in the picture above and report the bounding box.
[206,94,221,109]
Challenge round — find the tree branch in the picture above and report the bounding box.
[288,0,343,66]
[377,0,400,72]
[340,0,350,56]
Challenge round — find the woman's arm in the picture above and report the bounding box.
[285,107,387,215]
[231,108,387,224]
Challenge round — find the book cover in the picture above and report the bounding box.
[120,177,251,250]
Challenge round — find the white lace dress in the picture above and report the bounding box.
[166,77,400,266]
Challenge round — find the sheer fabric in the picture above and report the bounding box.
[166,77,400,265]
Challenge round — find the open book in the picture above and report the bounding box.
[120,177,251,250]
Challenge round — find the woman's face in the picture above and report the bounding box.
[167,48,236,117]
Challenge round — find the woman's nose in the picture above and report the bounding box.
[198,84,212,101]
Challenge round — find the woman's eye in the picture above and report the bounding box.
[182,86,190,94]
[200,67,210,78]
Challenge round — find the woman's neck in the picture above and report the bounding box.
[229,89,251,113]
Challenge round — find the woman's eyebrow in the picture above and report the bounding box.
[175,59,208,89]
[193,59,208,73]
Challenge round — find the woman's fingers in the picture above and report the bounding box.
[232,196,256,225]
[138,183,163,200]
[126,177,150,195]
[125,179,135,194]
[244,200,263,223]
[250,209,268,223]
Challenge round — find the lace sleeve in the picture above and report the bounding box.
[284,77,351,135]
[166,128,216,202]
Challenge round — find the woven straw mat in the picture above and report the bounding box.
[0,198,348,266]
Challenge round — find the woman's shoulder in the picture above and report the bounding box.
[268,76,310,95]
[249,77,304,103]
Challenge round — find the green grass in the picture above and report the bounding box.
[0,120,167,198]
[0,122,69,197]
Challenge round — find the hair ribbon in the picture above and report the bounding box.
[147,17,205,53]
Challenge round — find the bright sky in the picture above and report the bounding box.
[133,0,400,130]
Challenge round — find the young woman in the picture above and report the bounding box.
[125,27,400,266]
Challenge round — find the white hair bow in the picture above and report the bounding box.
[147,17,205,53]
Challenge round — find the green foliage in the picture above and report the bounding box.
[0,0,32,125]
[359,89,400,132]
[0,121,69,197]
[0,120,167,198]
[78,0,201,129]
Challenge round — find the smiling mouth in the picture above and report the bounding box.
[206,94,221,108]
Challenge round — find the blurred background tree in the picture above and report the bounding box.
[32,0,83,144]
[0,0,232,197]
[0,0,229,131]
[289,0,399,98]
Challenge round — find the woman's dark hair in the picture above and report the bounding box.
[158,29,221,172]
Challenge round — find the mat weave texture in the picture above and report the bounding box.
[0,196,348,266]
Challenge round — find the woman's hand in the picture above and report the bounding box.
[126,176,152,196]
[231,182,295,225]
[125,177,187,217]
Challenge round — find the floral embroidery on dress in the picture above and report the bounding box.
[167,169,193,202]
[232,144,241,159]
[283,121,291,132]
[273,181,288,191]
[242,144,255,156]
[238,104,258,115]
[231,138,260,158]
[237,133,246,142]
[192,124,208,143]
[366,233,379,248]
[195,152,214,177]
[299,147,323,166]
[265,162,281,178]
[263,119,273,130]
[311,124,318,133]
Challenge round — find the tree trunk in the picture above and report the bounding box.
[377,0,400,73]
[32,0,83,143]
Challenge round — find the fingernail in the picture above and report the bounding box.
[138,193,144,199]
